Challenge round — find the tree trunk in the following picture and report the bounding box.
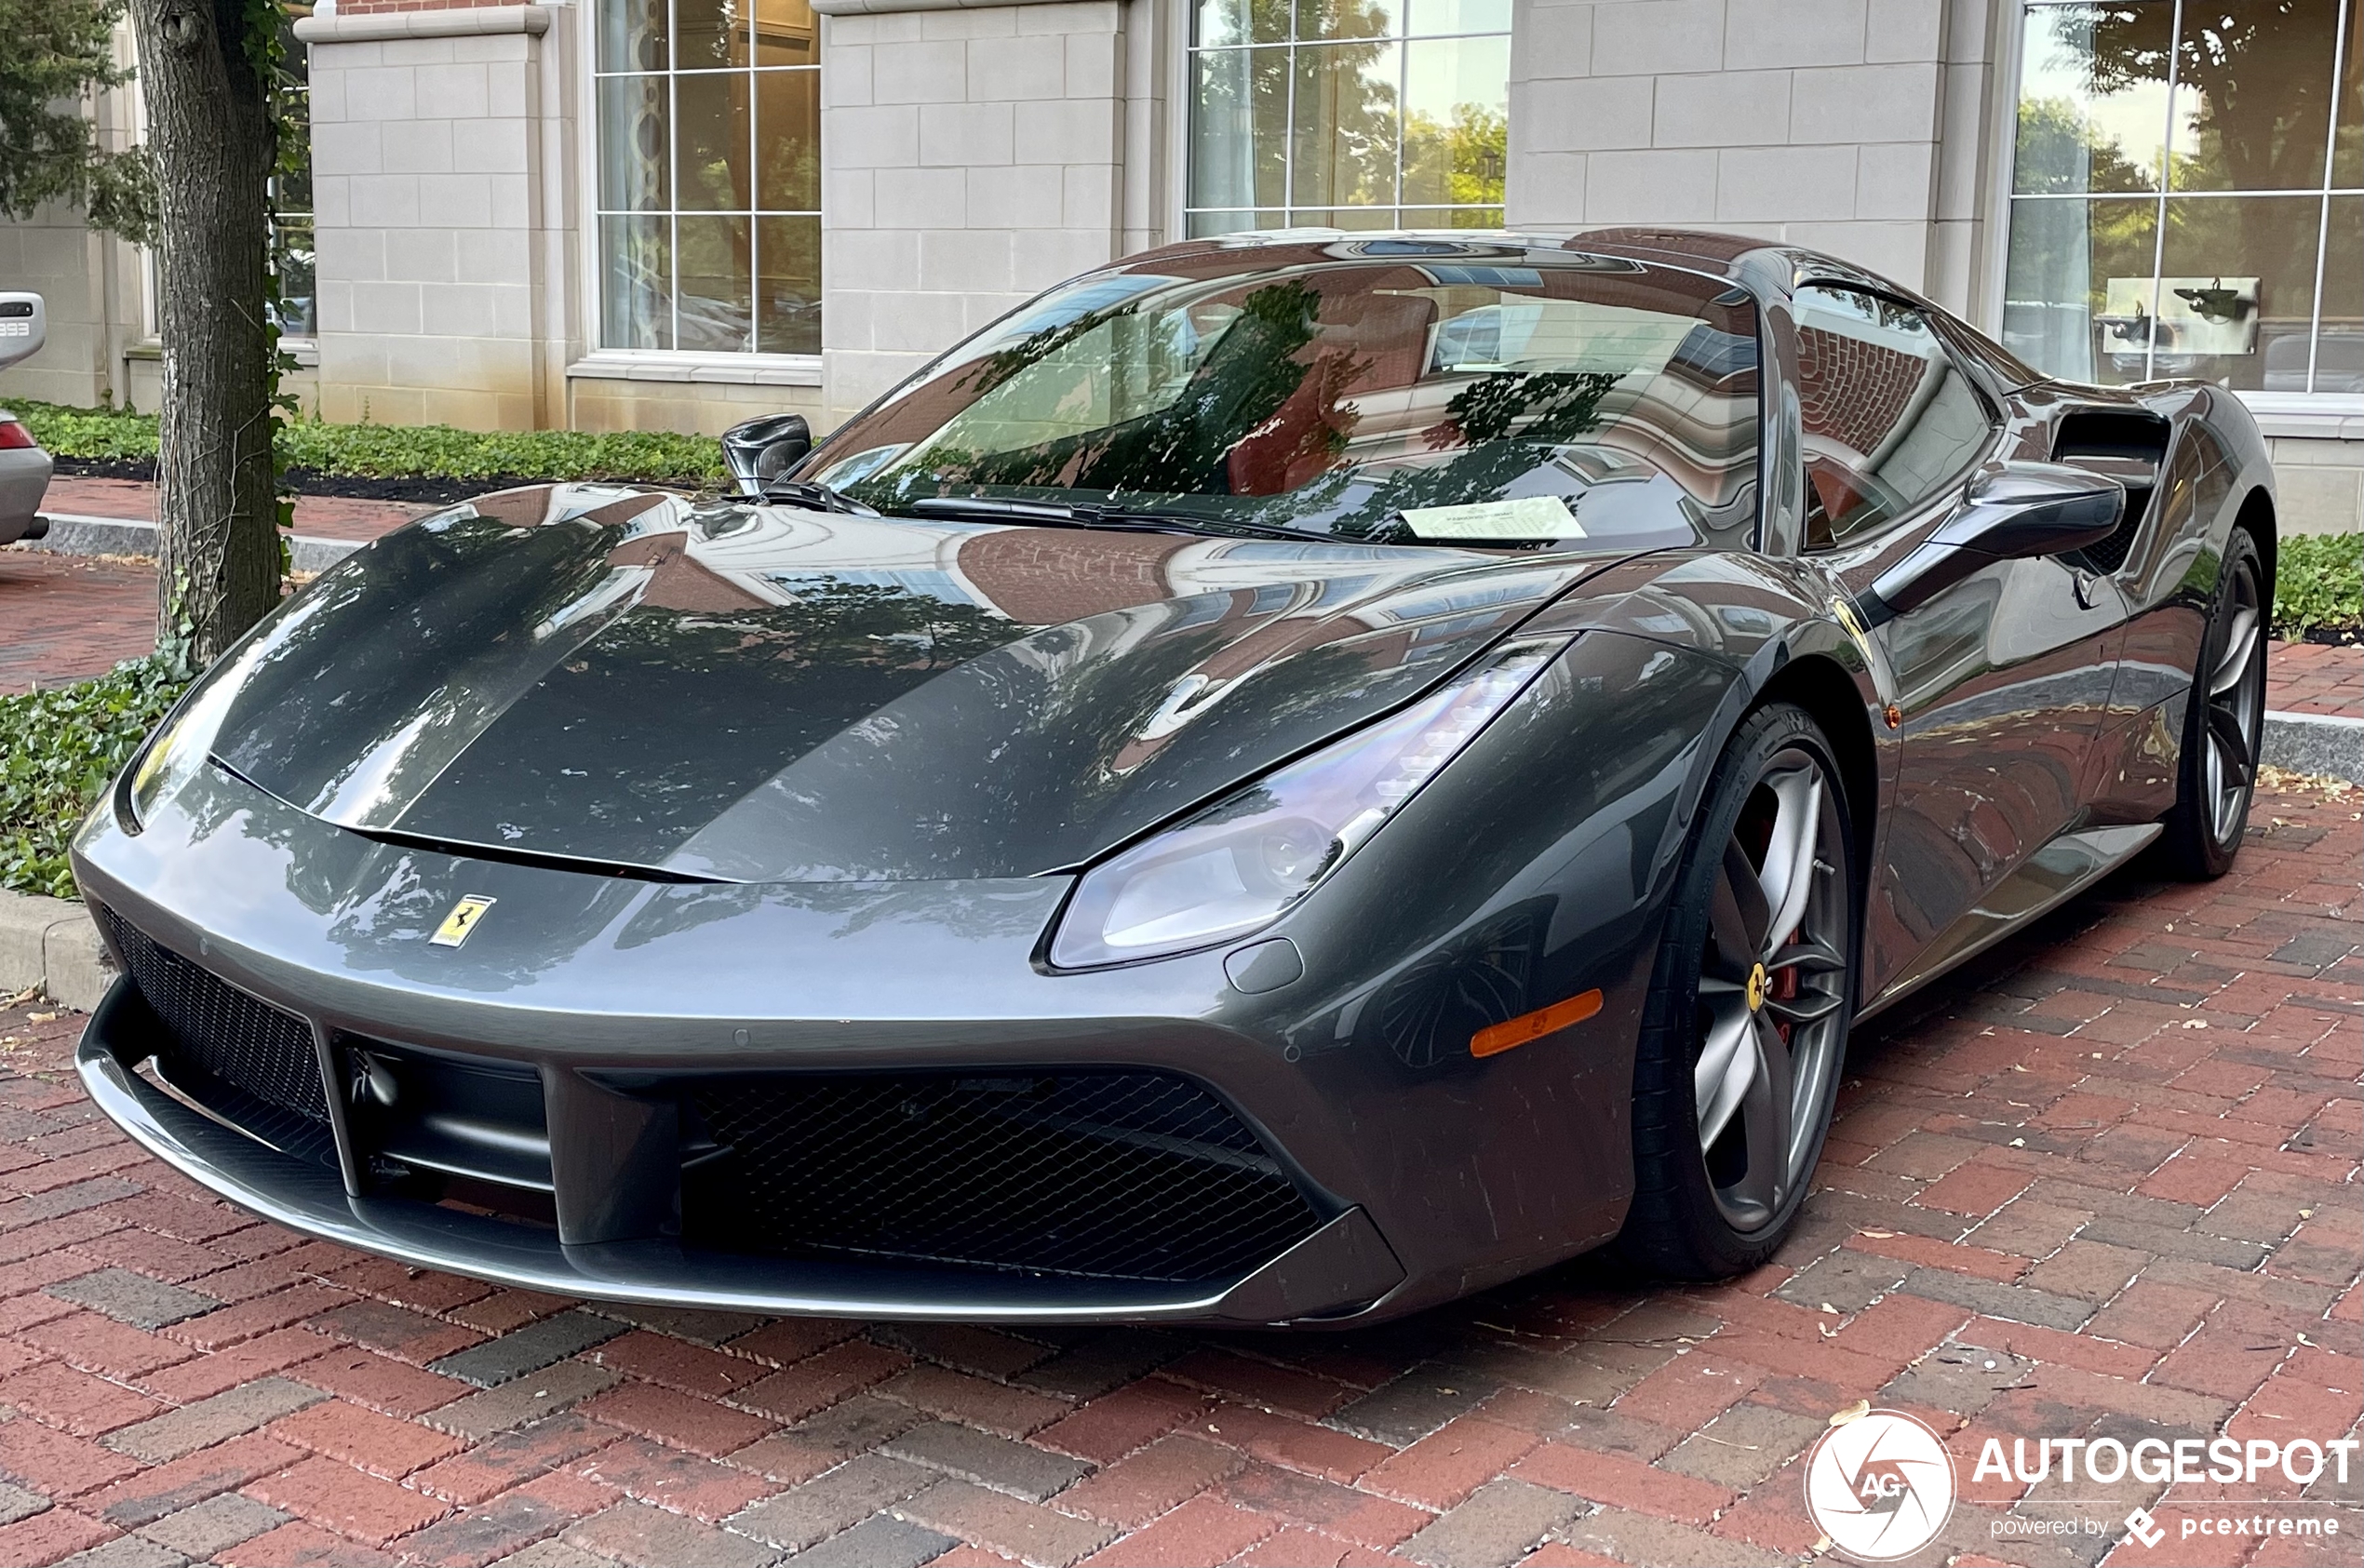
[127,0,277,665]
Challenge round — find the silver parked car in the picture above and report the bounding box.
[0,291,53,545]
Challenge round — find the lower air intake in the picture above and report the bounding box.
[684,1070,1323,1283]
[94,903,331,1126]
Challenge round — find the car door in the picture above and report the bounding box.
[1787,284,2129,998]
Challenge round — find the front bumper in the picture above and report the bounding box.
[76,976,1404,1323]
[72,626,1699,1325]
[70,757,1425,1324]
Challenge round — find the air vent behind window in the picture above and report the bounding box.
[2052,409,2170,573]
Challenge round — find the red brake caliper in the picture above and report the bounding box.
[1771,964,1799,1043]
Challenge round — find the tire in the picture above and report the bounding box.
[2158,528,2267,880]
[1617,703,1857,1279]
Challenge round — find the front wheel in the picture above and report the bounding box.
[1618,703,1856,1279]
[2158,529,2267,879]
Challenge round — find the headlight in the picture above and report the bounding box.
[1048,636,1570,969]
[125,676,244,828]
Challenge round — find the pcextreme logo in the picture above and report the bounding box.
[1804,1408,1957,1561]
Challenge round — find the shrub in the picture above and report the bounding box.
[0,656,187,901]
[4,399,727,485]
[2272,530,2362,640]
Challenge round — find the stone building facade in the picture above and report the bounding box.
[3,0,2357,529]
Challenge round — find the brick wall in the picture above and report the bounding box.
[1795,324,1927,455]
[954,526,1190,625]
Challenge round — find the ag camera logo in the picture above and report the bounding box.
[1805,1409,1956,1561]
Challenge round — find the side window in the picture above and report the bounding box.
[1793,286,1995,548]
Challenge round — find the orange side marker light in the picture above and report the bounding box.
[1471,988,1604,1059]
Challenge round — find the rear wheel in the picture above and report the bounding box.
[2159,529,2266,879]
[1619,704,1855,1279]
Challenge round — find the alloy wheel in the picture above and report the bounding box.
[1692,748,1850,1232]
[2202,556,2265,849]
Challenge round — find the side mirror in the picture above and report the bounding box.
[1860,462,2124,623]
[0,292,46,372]
[719,413,812,497]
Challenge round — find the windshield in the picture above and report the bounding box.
[809,239,1762,549]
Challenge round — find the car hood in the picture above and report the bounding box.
[207,484,1619,881]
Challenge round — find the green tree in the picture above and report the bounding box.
[1403,102,1508,215]
[2080,0,2344,192]
[0,0,154,239]
[2013,94,2147,197]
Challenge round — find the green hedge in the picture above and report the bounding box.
[0,656,188,901]
[6,399,727,485]
[2273,531,2362,641]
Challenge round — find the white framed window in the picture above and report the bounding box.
[593,0,820,356]
[2001,0,2360,396]
[274,4,316,344]
[1184,0,1511,236]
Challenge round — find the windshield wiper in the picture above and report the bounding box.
[1092,506,1315,543]
[905,497,1124,526]
[759,476,879,515]
[905,496,1310,543]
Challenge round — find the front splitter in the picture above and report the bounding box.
[76,978,1407,1327]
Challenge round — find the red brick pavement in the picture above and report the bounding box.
[0,784,2354,1567]
[0,553,162,693]
[42,476,430,544]
[2,479,428,694]
[2268,641,2364,717]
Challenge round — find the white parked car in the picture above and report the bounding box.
[0,291,53,545]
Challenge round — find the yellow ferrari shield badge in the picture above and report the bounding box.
[430,894,496,948]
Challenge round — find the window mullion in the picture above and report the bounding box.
[2143,0,2186,382]
[1380,22,1399,221]
[668,0,682,352]
[2306,0,2353,394]
[1283,36,1298,216]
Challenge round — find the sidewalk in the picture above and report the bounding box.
[0,778,2353,1568]
[3,482,432,694]
[2267,639,2364,717]
[0,553,160,691]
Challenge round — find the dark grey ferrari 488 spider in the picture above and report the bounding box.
[73,229,2277,1327]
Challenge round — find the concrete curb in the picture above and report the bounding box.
[2263,710,2364,784]
[0,888,114,1013]
[27,511,363,574]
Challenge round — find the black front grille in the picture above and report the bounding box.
[95,904,331,1125]
[682,1070,1324,1283]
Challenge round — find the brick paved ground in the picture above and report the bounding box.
[0,782,2354,1568]
[42,477,431,544]
[2267,642,2364,717]
[0,553,162,693]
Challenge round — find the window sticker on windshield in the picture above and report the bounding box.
[1400,496,1584,540]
